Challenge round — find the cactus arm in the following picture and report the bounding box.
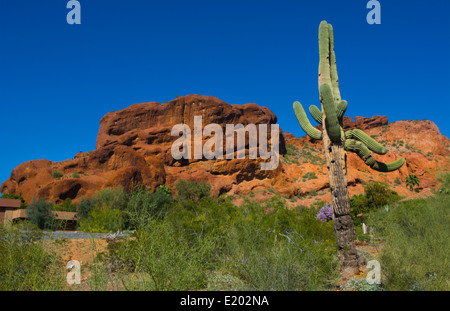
[370,158,406,172]
[346,129,388,155]
[345,139,405,172]
[309,105,323,124]
[320,83,341,142]
[337,100,347,121]
[293,101,323,140]
[344,139,372,160]
[328,24,341,105]
[318,21,332,87]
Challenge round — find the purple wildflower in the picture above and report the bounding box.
[316,204,333,222]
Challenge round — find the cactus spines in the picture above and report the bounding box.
[319,83,341,142]
[293,101,322,140]
[292,21,406,274]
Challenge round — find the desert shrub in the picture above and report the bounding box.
[351,182,402,221]
[102,193,338,291]
[220,196,338,291]
[437,172,450,195]
[310,200,326,209]
[0,224,65,290]
[52,171,64,179]
[175,179,211,204]
[302,172,318,181]
[151,185,173,213]
[367,195,449,291]
[78,205,124,233]
[125,186,173,228]
[71,172,80,178]
[406,174,420,192]
[0,193,28,209]
[26,198,56,230]
[168,195,238,246]
[101,217,216,291]
[94,185,128,210]
[76,197,96,221]
[53,198,77,212]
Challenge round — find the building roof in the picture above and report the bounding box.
[0,198,21,209]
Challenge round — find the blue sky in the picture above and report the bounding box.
[1,0,449,187]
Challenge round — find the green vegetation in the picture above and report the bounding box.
[350,182,402,222]
[406,174,420,192]
[71,172,80,178]
[78,205,125,233]
[282,144,326,166]
[302,172,318,181]
[89,182,339,291]
[2,176,448,291]
[26,198,56,230]
[437,172,450,195]
[0,224,65,290]
[53,198,77,212]
[52,171,64,179]
[367,194,449,290]
[175,179,210,204]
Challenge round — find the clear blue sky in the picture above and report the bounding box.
[1,0,449,187]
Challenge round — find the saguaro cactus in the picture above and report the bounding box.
[293,21,405,274]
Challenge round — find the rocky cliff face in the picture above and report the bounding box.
[1,95,285,203]
[1,95,449,205]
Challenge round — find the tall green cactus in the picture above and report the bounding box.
[293,22,405,173]
[292,20,406,274]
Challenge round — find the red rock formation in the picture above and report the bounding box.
[1,95,449,206]
[1,95,285,203]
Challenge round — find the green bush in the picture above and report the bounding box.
[125,186,173,228]
[302,172,318,181]
[93,186,128,210]
[367,195,449,291]
[0,224,65,290]
[99,192,339,291]
[71,172,80,178]
[437,172,450,195]
[76,197,96,221]
[175,179,211,204]
[26,198,56,230]
[53,198,77,212]
[351,182,402,221]
[221,196,339,290]
[101,217,216,291]
[78,205,124,233]
[52,171,64,179]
